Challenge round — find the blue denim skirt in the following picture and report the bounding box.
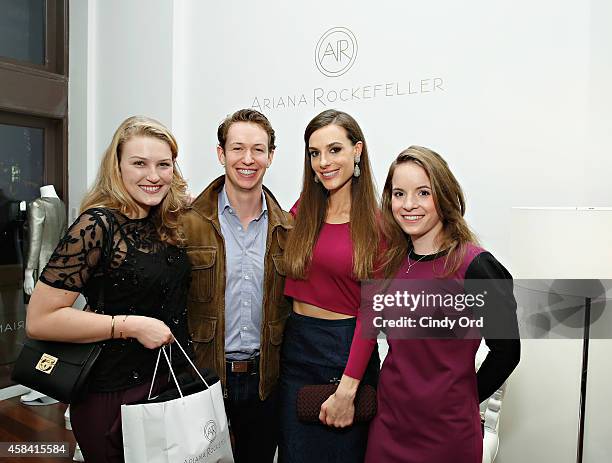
[278,312,379,463]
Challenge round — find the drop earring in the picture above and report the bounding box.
[353,155,361,178]
[314,174,320,183]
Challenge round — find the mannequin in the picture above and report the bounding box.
[21,185,66,405]
[23,185,66,295]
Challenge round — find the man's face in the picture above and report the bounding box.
[217,122,274,194]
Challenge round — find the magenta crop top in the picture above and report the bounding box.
[284,201,361,316]
[284,201,375,379]
[283,221,361,316]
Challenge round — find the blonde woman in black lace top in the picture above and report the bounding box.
[26,116,191,463]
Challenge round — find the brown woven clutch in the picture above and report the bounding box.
[296,383,377,424]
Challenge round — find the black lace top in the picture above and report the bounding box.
[39,208,191,392]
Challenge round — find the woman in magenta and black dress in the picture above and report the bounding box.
[346,146,520,463]
[279,110,381,462]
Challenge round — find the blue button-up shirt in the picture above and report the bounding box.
[218,186,268,360]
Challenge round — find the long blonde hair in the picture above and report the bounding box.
[381,146,478,278]
[284,110,379,280]
[80,115,188,245]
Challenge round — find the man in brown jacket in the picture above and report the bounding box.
[181,109,292,463]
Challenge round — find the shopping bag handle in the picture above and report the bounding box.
[148,337,210,400]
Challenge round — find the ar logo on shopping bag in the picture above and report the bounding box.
[203,420,217,442]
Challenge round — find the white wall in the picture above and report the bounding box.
[171,0,612,267]
[585,0,612,203]
[68,0,175,219]
[506,208,612,463]
[68,0,91,219]
[69,0,612,460]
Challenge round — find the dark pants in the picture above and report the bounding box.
[71,379,165,463]
[278,312,380,463]
[225,359,279,463]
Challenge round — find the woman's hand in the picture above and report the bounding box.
[319,374,360,428]
[26,282,173,347]
[320,391,356,428]
[186,190,196,206]
[122,316,174,349]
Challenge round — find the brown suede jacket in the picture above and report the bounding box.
[181,176,293,400]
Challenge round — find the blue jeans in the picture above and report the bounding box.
[224,359,279,463]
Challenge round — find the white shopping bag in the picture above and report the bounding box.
[121,340,234,463]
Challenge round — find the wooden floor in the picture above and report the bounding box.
[0,396,77,462]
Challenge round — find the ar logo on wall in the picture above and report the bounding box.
[315,27,358,77]
[203,420,217,443]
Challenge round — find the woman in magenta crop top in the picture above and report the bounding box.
[278,110,381,463]
[353,146,520,462]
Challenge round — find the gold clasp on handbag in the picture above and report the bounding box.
[35,353,59,374]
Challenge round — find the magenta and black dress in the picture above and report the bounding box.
[345,243,520,463]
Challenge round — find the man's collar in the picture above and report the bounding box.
[218,186,231,216]
[190,175,291,230]
[219,184,267,219]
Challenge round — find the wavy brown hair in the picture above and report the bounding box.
[217,108,276,151]
[80,115,188,245]
[381,146,478,278]
[284,110,379,280]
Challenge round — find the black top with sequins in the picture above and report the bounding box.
[39,208,192,392]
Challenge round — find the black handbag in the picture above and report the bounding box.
[11,339,102,404]
[11,213,114,404]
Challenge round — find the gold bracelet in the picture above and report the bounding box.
[119,315,129,339]
[110,315,115,339]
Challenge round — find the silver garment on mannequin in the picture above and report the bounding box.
[25,197,67,280]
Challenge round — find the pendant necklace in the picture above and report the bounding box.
[406,249,439,274]
[405,252,427,274]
